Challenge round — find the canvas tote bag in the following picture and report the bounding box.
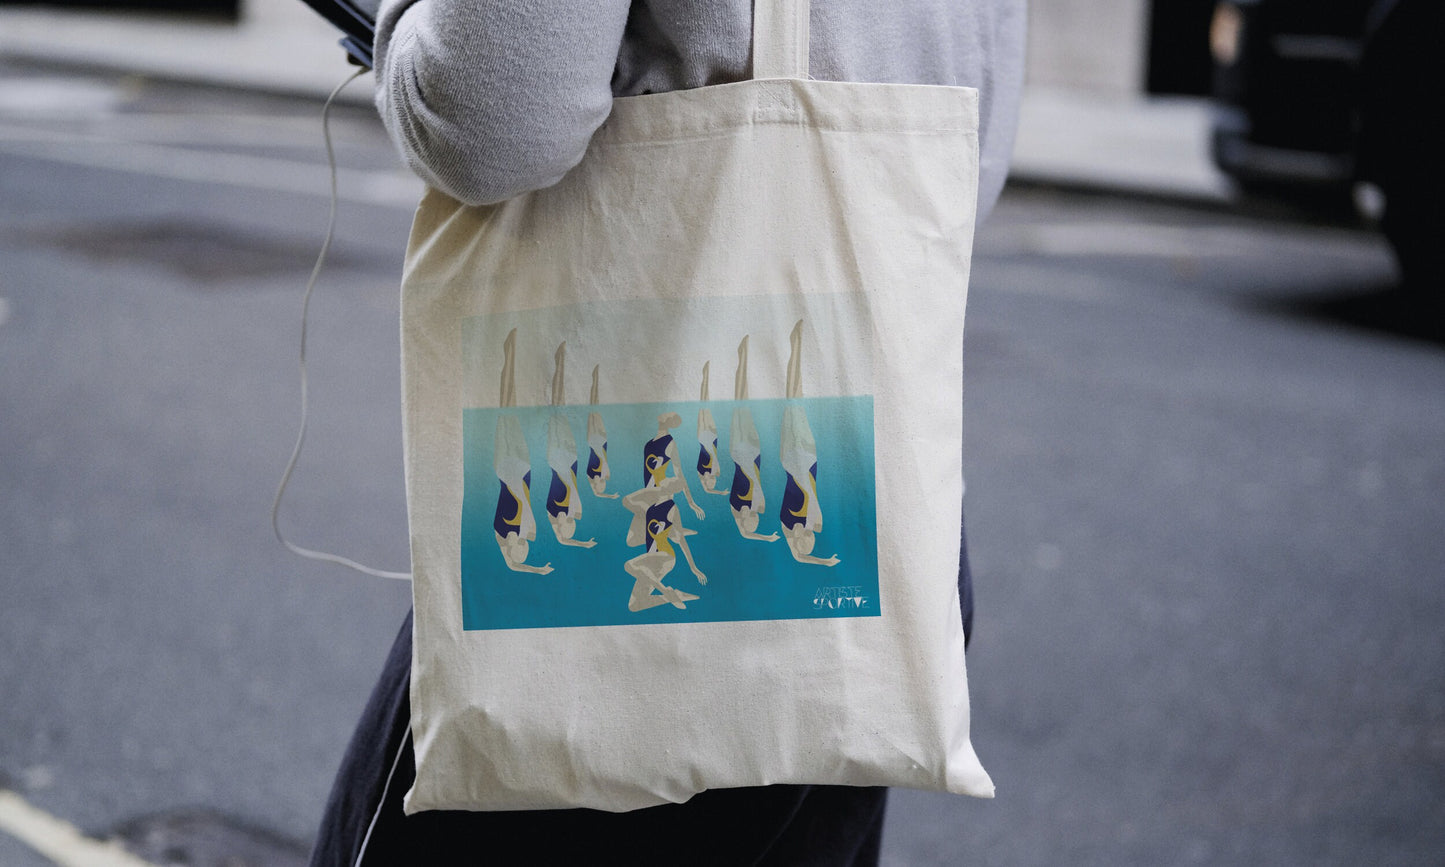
[398,0,993,812]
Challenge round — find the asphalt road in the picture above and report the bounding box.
[2,62,1442,866]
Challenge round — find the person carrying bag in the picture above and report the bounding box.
[311,1,1024,863]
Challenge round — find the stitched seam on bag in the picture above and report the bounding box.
[594,127,979,153]
[596,82,978,145]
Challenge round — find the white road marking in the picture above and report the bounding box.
[979,219,1386,260]
[4,112,366,148]
[0,77,123,116]
[1012,222,1224,257]
[0,123,422,209]
[976,260,1130,304]
[0,790,158,867]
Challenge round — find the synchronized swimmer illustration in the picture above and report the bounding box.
[486,319,842,614]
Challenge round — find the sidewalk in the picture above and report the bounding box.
[0,0,362,103]
[1011,88,1231,204]
[0,0,1233,205]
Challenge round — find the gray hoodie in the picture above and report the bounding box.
[373,0,1025,219]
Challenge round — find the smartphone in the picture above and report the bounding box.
[297,0,379,69]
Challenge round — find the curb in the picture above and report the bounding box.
[0,46,375,109]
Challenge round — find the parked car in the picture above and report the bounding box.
[1208,0,1443,289]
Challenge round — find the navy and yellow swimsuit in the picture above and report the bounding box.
[697,436,717,476]
[730,456,760,512]
[547,461,578,518]
[645,499,675,555]
[493,471,531,538]
[587,442,606,481]
[780,461,818,530]
[643,434,674,487]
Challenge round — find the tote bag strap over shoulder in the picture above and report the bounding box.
[752,0,810,80]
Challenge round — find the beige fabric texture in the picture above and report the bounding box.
[399,0,993,813]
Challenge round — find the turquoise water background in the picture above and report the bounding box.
[460,396,879,630]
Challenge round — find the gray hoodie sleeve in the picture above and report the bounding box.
[374,0,1023,217]
[374,0,630,205]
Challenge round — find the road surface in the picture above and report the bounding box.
[2,60,1441,866]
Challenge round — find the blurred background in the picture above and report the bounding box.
[1,0,1441,864]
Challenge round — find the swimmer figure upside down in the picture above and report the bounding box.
[584,365,620,499]
[696,361,729,496]
[544,342,596,548]
[728,335,779,542]
[779,319,839,566]
[493,328,552,574]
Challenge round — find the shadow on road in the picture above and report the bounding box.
[3,220,387,286]
[116,810,308,867]
[1257,279,1445,348]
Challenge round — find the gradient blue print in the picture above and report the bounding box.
[460,395,879,630]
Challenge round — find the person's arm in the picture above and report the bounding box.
[972,0,1026,223]
[373,0,631,205]
[665,441,704,520]
[668,506,707,586]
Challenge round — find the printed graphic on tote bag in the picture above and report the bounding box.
[460,294,879,630]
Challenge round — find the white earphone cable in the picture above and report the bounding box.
[271,67,411,582]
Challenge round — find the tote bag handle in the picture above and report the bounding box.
[752,0,810,80]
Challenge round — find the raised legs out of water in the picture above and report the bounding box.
[585,364,620,499]
[546,342,596,548]
[695,362,729,496]
[779,320,838,567]
[493,328,553,574]
[728,336,780,542]
[487,320,835,599]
